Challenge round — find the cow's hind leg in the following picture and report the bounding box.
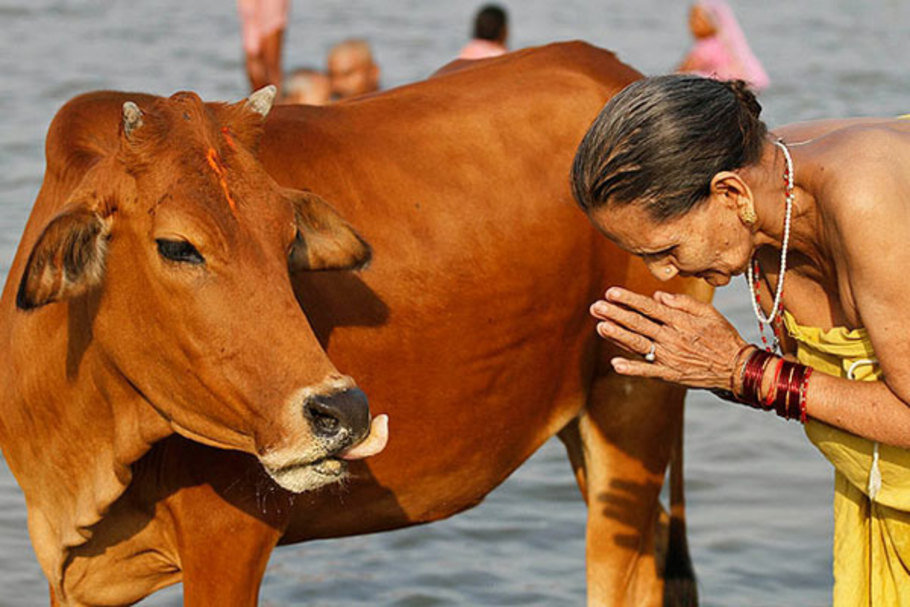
[558,369,695,606]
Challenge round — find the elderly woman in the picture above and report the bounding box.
[571,74,910,605]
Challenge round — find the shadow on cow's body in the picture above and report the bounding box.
[0,42,709,606]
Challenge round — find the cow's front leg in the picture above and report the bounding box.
[173,477,287,607]
[561,372,686,606]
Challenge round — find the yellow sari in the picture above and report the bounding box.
[784,310,910,605]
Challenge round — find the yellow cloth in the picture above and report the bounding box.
[783,310,910,606]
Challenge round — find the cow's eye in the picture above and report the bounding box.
[156,239,204,265]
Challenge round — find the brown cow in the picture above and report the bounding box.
[0,42,708,605]
[0,86,388,604]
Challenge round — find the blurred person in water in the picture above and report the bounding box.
[458,4,509,60]
[237,0,290,93]
[327,38,380,101]
[678,0,769,91]
[282,67,331,105]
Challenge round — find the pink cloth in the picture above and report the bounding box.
[684,0,769,91]
[457,39,507,60]
[238,0,289,54]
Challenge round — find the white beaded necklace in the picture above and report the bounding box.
[746,139,794,329]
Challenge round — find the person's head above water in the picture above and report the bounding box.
[327,38,380,100]
[688,3,718,39]
[283,67,331,105]
[473,4,508,45]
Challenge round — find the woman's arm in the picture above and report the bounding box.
[591,285,910,448]
[810,132,910,447]
[805,376,910,448]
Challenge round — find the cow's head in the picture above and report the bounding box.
[16,87,387,491]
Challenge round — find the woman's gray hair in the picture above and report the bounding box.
[571,74,766,222]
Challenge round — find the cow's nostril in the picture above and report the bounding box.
[304,400,343,438]
[302,389,370,445]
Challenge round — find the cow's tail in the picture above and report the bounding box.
[662,411,698,607]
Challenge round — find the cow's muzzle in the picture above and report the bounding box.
[260,386,389,493]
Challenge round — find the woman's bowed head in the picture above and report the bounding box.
[573,75,768,290]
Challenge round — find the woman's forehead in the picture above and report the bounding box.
[590,203,711,253]
[590,203,688,251]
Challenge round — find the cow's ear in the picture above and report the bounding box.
[288,191,371,272]
[16,207,110,310]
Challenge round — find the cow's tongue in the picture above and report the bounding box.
[340,414,389,460]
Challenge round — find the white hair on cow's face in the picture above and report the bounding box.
[265,458,348,493]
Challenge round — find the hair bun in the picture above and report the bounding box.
[724,79,763,155]
[725,79,762,120]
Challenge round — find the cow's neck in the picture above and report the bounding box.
[11,322,172,598]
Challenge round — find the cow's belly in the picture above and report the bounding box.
[279,373,587,544]
[281,258,597,542]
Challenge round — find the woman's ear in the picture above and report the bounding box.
[711,171,756,226]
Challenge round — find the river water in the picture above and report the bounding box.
[1,1,908,605]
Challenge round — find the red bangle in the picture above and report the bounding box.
[734,351,814,423]
[730,344,757,396]
[799,367,814,423]
[769,361,810,421]
[741,350,774,406]
[774,363,797,418]
[763,357,785,408]
[787,364,806,420]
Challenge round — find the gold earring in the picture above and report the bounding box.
[740,204,757,226]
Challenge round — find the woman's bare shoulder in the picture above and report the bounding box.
[772,116,910,142]
[804,123,910,231]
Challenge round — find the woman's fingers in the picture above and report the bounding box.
[604,287,676,323]
[610,356,668,380]
[591,298,664,339]
[654,290,711,316]
[595,319,654,357]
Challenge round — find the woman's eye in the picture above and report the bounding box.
[642,247,674,260]
[156,239,205,265]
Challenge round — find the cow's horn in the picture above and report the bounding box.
[122,102,143,138]
[245,85,277,117]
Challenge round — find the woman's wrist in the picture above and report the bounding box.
[723,345,814,423]
[729,343,757,396]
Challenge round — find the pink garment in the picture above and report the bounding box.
[684,0,769,91]
[458,39,507,60]
[238,0,289,55]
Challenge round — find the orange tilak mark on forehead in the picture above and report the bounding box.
[205,147,238,214]
[221,126,236,150]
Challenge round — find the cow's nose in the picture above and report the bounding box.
[303,388,370,448]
